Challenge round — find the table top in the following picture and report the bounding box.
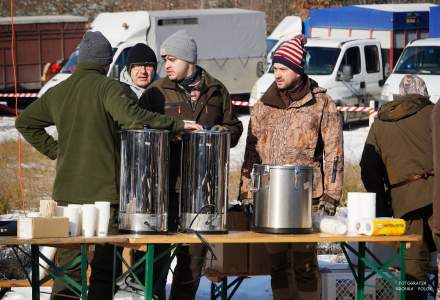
[0,231,422,246]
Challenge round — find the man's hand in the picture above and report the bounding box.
[183,121,203,131]
[210,124,228,132]
[318,194,338,216]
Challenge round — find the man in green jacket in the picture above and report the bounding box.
[15,31,201,300]
[139,30,243,300]
[360,75,438,299]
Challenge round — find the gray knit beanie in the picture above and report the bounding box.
[160,30,197,64]
[78,31,113,66]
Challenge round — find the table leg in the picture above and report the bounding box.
[357,242,366,300]
[399,242,406,300]
[80,244,88,300]
[31,245,40,300]
[221,277,227,300]
[210,281,216,299]
[145,244,154,300]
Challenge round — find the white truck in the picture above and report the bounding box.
[381,38,440,103]
[250,37,385,123]
[39,9,267,101]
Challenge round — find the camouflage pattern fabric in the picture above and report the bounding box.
[399,74,429,97]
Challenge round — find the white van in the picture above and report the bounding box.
[250,38,385,123]
[39,9,267,101]
[381,38,440,103]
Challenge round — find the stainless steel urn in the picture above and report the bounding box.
[180,131,230,233]
[251,164,313,234]
[119,129,170,233]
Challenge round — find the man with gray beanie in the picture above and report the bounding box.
[361,74,439,299]
[139,30,243,300]
[16,31,201,300]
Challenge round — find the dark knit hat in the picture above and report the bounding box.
[126,43,158,71]
[78,31,113,66]
[272,35,307,74]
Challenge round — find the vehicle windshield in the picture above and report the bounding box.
[266,39,278,53]
[60,49,79,74]
[269,47,340,75]
[61,48,118,74]
[394,46,440,75]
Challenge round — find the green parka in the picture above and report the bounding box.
[16,63,184,204]
[360,94,434,218]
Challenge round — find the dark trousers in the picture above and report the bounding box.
[169,244,207,300]
[133,244,172,300]
[51,205,121,300]
[51,244,122,300]
[266,243,320,300]
[403,206,439,299]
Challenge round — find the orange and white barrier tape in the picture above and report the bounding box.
[232,100,253,107]
[0,93,38,98]
[232,100,378,116]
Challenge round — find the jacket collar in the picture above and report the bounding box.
[261,79,318,109]
[378,94,433,121]
[159,67,220,92]
[75,63,108,74]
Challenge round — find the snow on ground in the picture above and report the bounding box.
[0,117,57,143]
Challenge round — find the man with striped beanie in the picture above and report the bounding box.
[239,35,343,300]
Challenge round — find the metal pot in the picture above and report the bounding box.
[180,130,230,233]
[119,129,170,233]
[251,164,313,234]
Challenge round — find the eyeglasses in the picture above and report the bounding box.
[130,64,155,71]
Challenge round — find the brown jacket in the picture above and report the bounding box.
[239,80,344,202]
[432,101,440,233]
[139,68,243,191]
[140,68,242,145]
[360,94,434,218]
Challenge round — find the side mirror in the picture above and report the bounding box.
[342,65,353,82]
[256,61,265,77]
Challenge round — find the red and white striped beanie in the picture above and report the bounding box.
[272,35,307,74]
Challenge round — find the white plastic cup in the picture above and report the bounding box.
[95,201,111,237]
[66,206,81,236]
[55,206,66,217]
[82,204,97,238]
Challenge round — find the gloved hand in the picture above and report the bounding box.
[240,198,254,216]
[318,194,338,216]
[210,124,229,132]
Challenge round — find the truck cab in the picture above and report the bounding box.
[381,38,440,103]
[250,38,384,123]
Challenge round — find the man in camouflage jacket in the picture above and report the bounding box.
[239,35,343,300]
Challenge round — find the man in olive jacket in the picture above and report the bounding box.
[360,75,438,299]
[139,30,243,300]
[15,31,200,300]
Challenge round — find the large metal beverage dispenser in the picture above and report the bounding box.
[119,129,170,233]
[180,131,230,233]
[251,164,313,234]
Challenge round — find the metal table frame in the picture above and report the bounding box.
[0,233,421,300]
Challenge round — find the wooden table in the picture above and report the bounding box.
[0,232,421,300]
